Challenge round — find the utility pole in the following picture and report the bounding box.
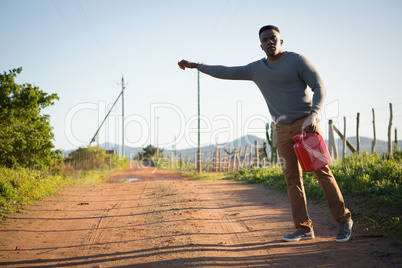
[90,80,125,148]
[388,103,393,154]
[121,76,126,158]
[174,136,177,157]
[197,70,202,173]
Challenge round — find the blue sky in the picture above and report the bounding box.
[1,0,402,152]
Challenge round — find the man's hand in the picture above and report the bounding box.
[178,60,198,70]
[302,111,319,133]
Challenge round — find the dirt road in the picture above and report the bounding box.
[0,164,401,267]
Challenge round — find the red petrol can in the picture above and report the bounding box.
[292,132,332,172]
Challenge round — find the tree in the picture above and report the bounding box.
[136,145,164,159]
[64,146,107,170]
[0,68,60,169]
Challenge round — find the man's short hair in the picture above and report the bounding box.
[259,25,280,36]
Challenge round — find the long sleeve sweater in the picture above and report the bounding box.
[197,52,326,124]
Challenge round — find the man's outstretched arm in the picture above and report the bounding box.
[178,59,253,81]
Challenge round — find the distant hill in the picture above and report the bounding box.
[163,135,266,162]
[63,135,401,161]
[63,135,265,160]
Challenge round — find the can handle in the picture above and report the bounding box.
[303,130,319,138]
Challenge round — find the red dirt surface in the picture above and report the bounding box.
[0,163,401,267]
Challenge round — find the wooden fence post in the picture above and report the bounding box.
[222,149,226,172]
[343,117,347,159]
[232,149,236,172]
[372,108,377,154]
[388,103,393,154]
[210,152,213,172]
[214,147,218,172]
[219,148,222,172]
[328,120,339,159]
[224,149,228,172]
[356,113,360,155]
[229,148,232,172]
[333,124,357,154]
[245,146,249,168]
[244,146,247,168]
[249,146,253,167]
[237,148,242,171]
[224,149,227,172]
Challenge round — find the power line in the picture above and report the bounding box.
[51,0,116,77]
[197,0,244,61]
[73,0,121,74]
[197,0,230,59]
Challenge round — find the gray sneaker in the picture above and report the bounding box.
[282,230,315,242]
[336,219,353,242]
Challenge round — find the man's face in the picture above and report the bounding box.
[259,29,283,57]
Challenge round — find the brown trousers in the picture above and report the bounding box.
[275,116,351,232]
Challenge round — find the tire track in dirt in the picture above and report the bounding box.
[214,186,272,266]
[176,180,275,267]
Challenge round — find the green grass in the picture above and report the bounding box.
[65,170,105,184]
[183,170,229,181]
[67,167,127,184]
[0,160,129,220]
[155,157,228,180]
[224,149,402,245]
[0,167,73,219]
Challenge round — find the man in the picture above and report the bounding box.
[178,25,353,242]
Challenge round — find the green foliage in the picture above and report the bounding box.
[68,169,116,184]
[0,160,129,219]
[64,146,107,170]
[224,150,402,243]
[0,167,73,219]
[183,171,228,181]
[330,151,401,200]
[0,68,61,169]
[259,142,268,161]
[227,165,288,192]
[136,144,164,160]
[64,146,129,171]
[266,122,278,164]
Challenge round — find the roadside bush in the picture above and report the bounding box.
[0,167,73,219]
[63,146,129,171]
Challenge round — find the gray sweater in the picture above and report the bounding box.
[198,52,326,124]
